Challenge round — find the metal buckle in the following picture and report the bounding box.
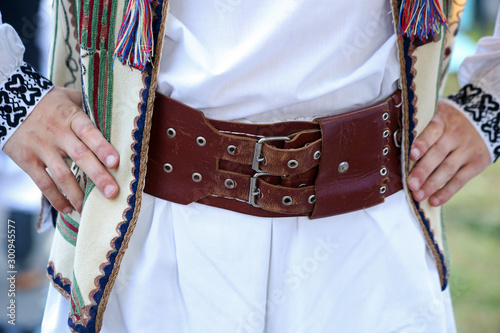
[249,136,291,207]
[252,136,291,172]
[248,172,272,207]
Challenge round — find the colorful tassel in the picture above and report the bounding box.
[398,0,448,41]
[113,0,154,71]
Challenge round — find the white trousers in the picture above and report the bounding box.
[42,191,456,333]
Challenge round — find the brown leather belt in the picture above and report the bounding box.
[144,91,403,219]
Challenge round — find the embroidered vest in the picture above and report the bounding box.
[47,0,466,331]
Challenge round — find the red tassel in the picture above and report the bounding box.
[113,0,154,71]
[398,0,448,41]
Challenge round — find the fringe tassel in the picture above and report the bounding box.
[398,0,448,41]
[113,0,154,71]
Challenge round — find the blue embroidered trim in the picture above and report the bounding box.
[68,1,165,332]
[403,36,449,290]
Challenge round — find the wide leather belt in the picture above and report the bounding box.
[144,91,403,219]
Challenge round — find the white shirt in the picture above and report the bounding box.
[45,2,455,332]
[1,1,499,332]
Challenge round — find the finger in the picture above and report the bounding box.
[408,135,457,192]
[70,112,120,168]
[410,117,444,161]
[43,153,85,213]
[428,164,478,206]
[61,134,119,199]
[29,166,74,214]
[411,150,464,202]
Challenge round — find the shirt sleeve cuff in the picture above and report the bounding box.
[446,83,500,164]
[0,62,54,150]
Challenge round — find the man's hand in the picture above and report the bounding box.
[407,99,490,206]
[3,87,120,214]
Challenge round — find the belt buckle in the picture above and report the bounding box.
[251,136,290,172]
[249,136,290,207]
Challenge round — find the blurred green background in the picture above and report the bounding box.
[443,1,500,330]
[442,77,500,332]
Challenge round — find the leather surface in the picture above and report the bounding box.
[144,91,402,218]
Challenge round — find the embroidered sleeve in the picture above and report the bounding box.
[446,84,500,163]
[0,62,54,150]
[447,10,500,163]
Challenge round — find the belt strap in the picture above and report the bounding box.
[144,91,403,219]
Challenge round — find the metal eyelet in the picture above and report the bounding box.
[163,163,173,173]
[224,179,235,189]
[282,196,293,206]
[227,145,237,155]
[197,136,207,146]
[383,129,390,138]
[338,162,349,173]
[288,160,299,169]
[380,186,387,194]
[314,151,321,160]
[380,167,388,176]
[308,195,316,204]
[167,128,176,138]
[192,173,202,182]
[382,112,389,121]
[383,147,390,156]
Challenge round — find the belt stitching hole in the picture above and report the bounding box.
[225,179,236,189]
[383,147,390,156]
[288,160,299,169]
[308,195,316,204]
[383,129,390,138]
[163,163,173,173]
[380,185,387,194]
[380,167,388,176]
[167,128,176,138]
[382,112,389,121]
[227,145,237,155]
[282,196,293,206]
[197,136,207,146]
[192,173,202,182]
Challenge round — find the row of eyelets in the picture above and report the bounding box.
[380,111,390,194]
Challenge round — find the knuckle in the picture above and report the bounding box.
[434,141,448,156]
[453,174,466,189]
[77,121,97,139]
[71,144,90,161]
[54,169,75,185]
[92,169,111,186]
[441,160,456,175]
[37,178,55,193]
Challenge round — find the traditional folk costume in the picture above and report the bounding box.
[1,1,500,332]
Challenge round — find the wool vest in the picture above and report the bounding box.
[46,0,466,331]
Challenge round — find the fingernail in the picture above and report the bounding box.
[430,198,440,206]
[63,207,73,215]
[104,185,117,198]
[106,155,117,168]
[414,190,424,201]
[411,148,421,160]
[408,177,420,190]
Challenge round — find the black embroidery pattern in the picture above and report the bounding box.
[449,84,500,162]
[0,62,54,146]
